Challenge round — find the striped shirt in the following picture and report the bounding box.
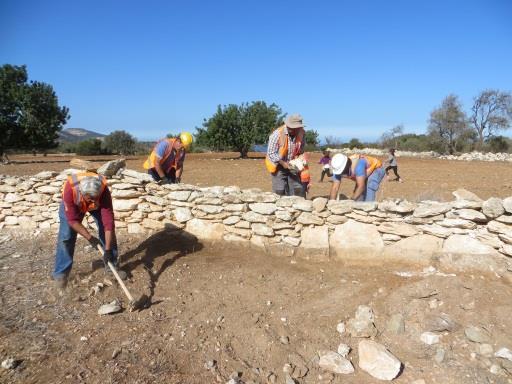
[266,128,305,163]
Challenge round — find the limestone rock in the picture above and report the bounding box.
[503,197,512,214]
[113,198,141,212]
[297,212,324,225]
[173,208,192,223]
[111,189,142,199]
[185,218,224,240]
[452,199,483,209]
[36,185,60,194]
[451,209,487,223]
[331,220,384,261]
[378,200,416,214]
[318,351,354,374]
[251,223,274,237]
[482,197,505,219]
[347,305,377,338]
[242,211,267,223]
[249,203,277,215]
[167,190,192,202]
[418,224,452,238]
[97,159,126,177]
[34,171,58,180]
[465,326,492,344]
[377,222,418,237]
[358,340,401,381]
[327,200,353,215]
[275,209,293,222]
[386,314,405,335]
[420,332,440,345]
[326,215,348,225]
[495,215,512,224]
[98,300,122,315]
[441,235,502,272]
[121,169,154,183]
[223,216,241,225]
[413,203,451,218]
[453,188,482,202]
[487,220,512,238]
[437,218,477,229]
[298,226,329,261]
[312,197,328,212]
[224,204,246,212]
[293,200,314,212]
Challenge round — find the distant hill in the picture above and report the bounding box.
[59,128,106,143]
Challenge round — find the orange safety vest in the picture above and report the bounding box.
[143,138,183,172]
[265,125,304,174]
[347,154,382,180]
[63,172,107,213]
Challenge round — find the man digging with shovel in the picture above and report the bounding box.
[52,172,127,290]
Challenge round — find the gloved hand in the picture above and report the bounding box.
[288,165,299,176]
[157,177,170,185]
[88,236,101,249]
[103,249,114,266]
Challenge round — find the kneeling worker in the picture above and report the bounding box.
[329,153,386,201]
[53,172,125,289]
[144,132,193,183]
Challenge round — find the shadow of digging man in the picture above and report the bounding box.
[105,224,203,308]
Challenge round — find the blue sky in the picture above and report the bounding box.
[2,0,511,142]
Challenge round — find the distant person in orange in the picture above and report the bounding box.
[143,132,193,184]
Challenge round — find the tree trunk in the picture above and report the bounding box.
[240,148,249,158]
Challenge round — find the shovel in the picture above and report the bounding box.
[95,244,147,312]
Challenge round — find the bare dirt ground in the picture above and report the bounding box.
[1,229,512,383]
[2,152,512,201]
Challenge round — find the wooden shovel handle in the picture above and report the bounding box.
[96,244,134,302]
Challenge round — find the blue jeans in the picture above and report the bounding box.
[53,201,118,279]
[361,167,386,201]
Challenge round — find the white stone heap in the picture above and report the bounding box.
[1,170,512,274]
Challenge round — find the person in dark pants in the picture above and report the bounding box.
[385,148,403,182]
[265,114,306,197]
[318,150,331,182]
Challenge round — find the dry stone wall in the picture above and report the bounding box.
[328,147,512,162]
[1,169,512,275]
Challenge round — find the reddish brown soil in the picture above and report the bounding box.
[1,231,511,384]
[2,152,512,201]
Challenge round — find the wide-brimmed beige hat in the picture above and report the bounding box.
[285,114,304,129]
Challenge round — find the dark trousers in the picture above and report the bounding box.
[148,167,177,183]
[320,168,331,181]
[271,168,305,198]
[385,166,401,180]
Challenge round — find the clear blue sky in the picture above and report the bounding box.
[2,0,511,142]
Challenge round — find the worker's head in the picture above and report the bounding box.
[323,150,330,157]
[285,114,304,137]
[331,154,351,176]
[389,148,396,154]
[79,176,102,202]
[179,132,193,151]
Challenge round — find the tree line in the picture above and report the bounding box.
[1,63,510,159]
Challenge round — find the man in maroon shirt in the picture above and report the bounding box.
[53,173,126,289]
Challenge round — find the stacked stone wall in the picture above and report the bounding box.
[1,169,512,275]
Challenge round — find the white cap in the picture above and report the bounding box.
[79,176,102,197]
[331,154,348,175]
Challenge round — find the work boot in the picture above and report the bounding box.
[53,273,69,291]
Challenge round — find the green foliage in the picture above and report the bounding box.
[104,130,137,155]
[0,64,69,158]
[199,101,284,158]
[345,138,364,149]
[75,139,104,155]
[304,129,319,150]
[485,135,511,153]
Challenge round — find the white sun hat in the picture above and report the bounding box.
[331,153,348,175]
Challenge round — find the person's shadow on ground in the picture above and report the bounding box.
[115,225,203,308]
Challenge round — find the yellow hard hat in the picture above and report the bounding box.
[179,132,193,150]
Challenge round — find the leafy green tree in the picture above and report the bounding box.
[428,95,470,154]
[19,81,69,152]
[486,135,510,153]
[345,138,364,149]
[304,129,319,149]
[75,139,103,155]
[104,130,137,155]
[0,65,27,161]
[470,89,512,148]
[200,101,284,158]
[0,64,69,161]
